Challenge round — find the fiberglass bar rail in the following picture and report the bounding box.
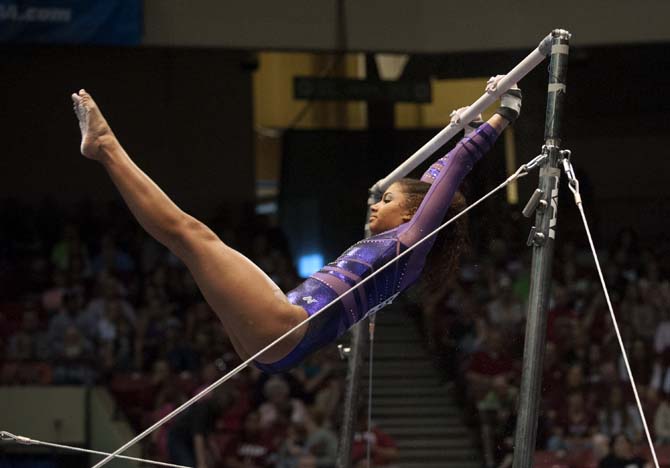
[371,32,553,198]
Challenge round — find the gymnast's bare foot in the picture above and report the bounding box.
[71,89,116,161]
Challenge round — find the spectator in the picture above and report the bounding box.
[485,274,525,337]
[226,410,276,467]
[77,275,135,340]
[291,353,335,404]
[585,342,605,385]
[650,350,670,395]
[91,234,136,274]
[555,391,597,450]
[477,375,518,465]
[6,308,49,361]
[291,347,343,419]
[598,434,651,468]
[135,293,180,369]
[41,270,68,313]
[466,329,515,400]
[47,289,85,352]
[654,311,670,357]
[654,393,670,445]
[149,365,187,463]
[185,301,214,341]
[52,325,96,384]
[351,406,399,467]
[623,340,654,391]
[276,409,337,468]
[546,425,568,453]
[620,281,659,342]
[259,376,307,431]
[546,283,577,350]
[167,388,233,468]
[542,342,564,406]
[50,223,90,273]
[301,410,338,468]
[560,364,594,407]
[597,387,643,441]
[162,326,200,373]
[276,418,309,468]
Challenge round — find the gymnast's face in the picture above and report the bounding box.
[369,182,413,234]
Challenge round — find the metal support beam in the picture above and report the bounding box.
[335,190,376,468]
[512,29,571,468]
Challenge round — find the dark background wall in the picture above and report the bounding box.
[280,128,506,263]
[0,46,255,220]
[143,1,670,53]
[1,41,668,264]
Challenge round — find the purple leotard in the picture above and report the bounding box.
[255,124,500,373]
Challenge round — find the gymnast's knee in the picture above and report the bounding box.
[169,215,226,259]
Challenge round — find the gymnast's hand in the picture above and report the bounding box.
[450,106,483,137]
[487,75,522,123]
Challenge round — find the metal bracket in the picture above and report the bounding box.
[337,344,351,360]
[552,29,572,41]
[526,227,546,247]
[558,149,571,162]
[522,189,546,218]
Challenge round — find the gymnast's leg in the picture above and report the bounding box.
[71,89,307,363]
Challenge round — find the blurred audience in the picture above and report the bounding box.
[1,198,668,468]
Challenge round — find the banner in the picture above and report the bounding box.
[0,0,142,45]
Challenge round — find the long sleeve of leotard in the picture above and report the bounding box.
[397,123,500,247]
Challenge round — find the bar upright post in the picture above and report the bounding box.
[512,29,571,468]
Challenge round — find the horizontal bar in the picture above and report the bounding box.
[372,32,553,195]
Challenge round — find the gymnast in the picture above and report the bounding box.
[71,79,521,374]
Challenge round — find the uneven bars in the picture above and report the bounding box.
[371,33,553,196]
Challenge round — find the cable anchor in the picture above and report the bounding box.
[0,431,33,445]
[561,153,582,205]
[522,152,548,172]
[520,146,555,245]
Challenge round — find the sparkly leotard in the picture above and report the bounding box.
[255,124,500,373]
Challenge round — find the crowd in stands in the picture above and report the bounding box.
[420,198,669,468]
[0,199,398,468]
[1,196,668,468]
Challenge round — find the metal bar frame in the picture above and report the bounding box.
[336,31,559,468]
[512,29,571,468]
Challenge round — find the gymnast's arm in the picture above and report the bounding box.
[397,114,508,247]
[398,77,521,246]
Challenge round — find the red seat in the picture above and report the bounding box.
[0,302,25,336]
[175,373,198,396]
[533,451,570,468]
[110,373,155,407]
[639,444,670,467]
[1,361,53,385]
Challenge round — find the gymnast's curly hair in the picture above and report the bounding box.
[396,178,470,288]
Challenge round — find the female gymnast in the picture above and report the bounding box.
[71,80,521,374]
